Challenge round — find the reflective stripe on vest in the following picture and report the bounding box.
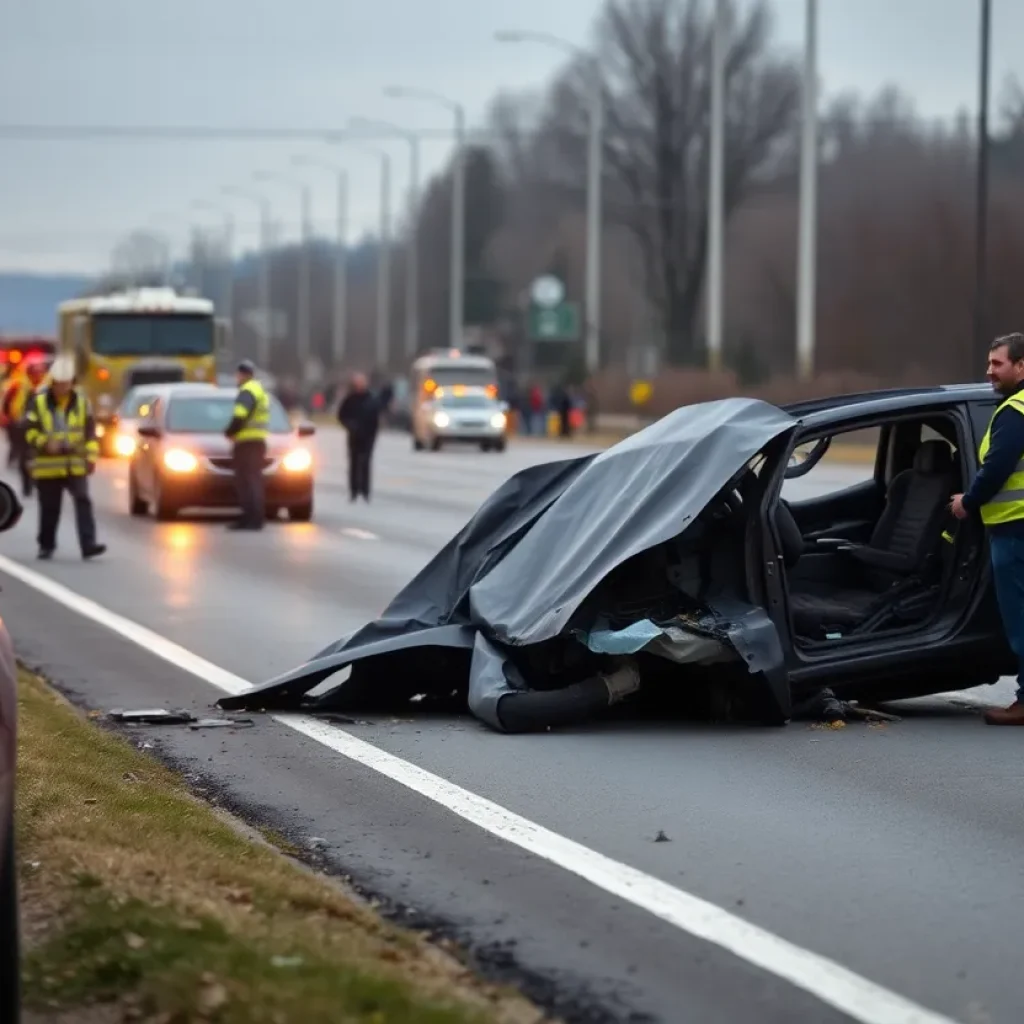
[978,392,1024,525]
[234,380,270,443]
[25,390,98,479]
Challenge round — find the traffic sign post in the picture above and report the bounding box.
[528,302,580,342]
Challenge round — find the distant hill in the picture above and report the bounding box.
[0,273,93,335]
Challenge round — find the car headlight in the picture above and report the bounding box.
[433,411,450,428]
[114,433,136,457]
[95,423,106,438]
[163,448,198,473]
[490,412,507,429]
[282,447,312,472]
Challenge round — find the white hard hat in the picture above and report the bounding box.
[49,354,76,383]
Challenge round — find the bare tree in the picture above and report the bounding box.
[541,0,799,365]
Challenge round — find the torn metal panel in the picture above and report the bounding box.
[219,397,799,732]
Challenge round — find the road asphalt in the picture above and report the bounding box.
[0,427,1018,1024]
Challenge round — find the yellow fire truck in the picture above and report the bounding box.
[57,288,227,455]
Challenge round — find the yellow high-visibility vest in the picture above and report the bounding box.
[24,389,99,479]
[233,379,270,443]
[978,391,1024,525]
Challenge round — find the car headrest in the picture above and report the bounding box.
[913,439,954,474]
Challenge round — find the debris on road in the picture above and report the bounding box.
[107,707,254,729]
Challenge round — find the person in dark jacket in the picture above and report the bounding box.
[951,332,1024,724]
[337,372,380,501]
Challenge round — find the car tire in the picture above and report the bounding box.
[288,500,313,523]
[153,478,177,521]
[128,471,148,516]
[412,437,424,451]
[430,438,442,452]
[0,816,19,1024]
[479,441,491,453]
[494,439,507,453]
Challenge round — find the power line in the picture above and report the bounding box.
[0,123,475,142]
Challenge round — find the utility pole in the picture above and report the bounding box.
[706,0,727,372]
[796,0,819,381]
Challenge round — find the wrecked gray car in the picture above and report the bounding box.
[220,388,1016,731]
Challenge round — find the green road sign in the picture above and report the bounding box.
[528,301,580,342]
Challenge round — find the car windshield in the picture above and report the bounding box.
[165,396,291,434]
[436,394,495,409]
[119,389,157,418]
[92,314,214,357]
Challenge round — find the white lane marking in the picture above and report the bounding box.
[341,527,379,541]
[0,552,962,1024]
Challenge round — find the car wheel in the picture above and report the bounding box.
[479,441,491,453]
[412,437,424,451]
[494,439,507,453]
[288,499,313,522]
[0,816,19,1024]
[430,438,442,452]
[153,478,177,521]
[128,471,148,516]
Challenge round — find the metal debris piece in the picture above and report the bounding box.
[189,717,255,730]
[108,708,195,725]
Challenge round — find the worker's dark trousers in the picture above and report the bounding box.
[990,532,1024,701]
[347,434,374,500]
[232,439,267,527]
[36,476,97,554]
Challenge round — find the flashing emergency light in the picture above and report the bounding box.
[485,384,498,398]
[97,368,111,381]
[423,378,437,393]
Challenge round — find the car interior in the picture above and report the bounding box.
[772,414,976,648]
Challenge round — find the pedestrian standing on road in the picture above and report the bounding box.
[23,354,105,561]
[224,359,271,532]
[951,332,1024,725]
[337,371,379,502]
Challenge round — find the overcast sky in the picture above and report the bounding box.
[0,0,1019,274]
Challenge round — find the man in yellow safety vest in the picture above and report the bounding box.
[223,359,271,531]
[951,332,1024,724]
[23,354,105,561]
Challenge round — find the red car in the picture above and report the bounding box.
[0,478,23,1021]
[127,384,317,522]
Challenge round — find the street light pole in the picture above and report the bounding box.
[349,117,422,359]
[974,0,992,365]
[706,0,727,373]
[495,31,605,374]
[255,171,313,376]
[796,0,819,382]
[373,152,393,369]
[223,186,272,367]
[385,86,465,350]
[293,155,349,367]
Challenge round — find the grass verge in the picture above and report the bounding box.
[16,669,549,1024]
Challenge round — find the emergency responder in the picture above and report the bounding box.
[3,355,49,497]
[337,371,380,502]
[951,332,1024,724]
[23,354,105,561]
[224,359,270,530]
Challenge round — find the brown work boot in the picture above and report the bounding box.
[983,701,1024,725]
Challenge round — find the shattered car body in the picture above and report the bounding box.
[220,387,1016,732]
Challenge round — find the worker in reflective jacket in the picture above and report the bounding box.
[224,359,270,531]
[3,355,50,498]
[952,332,1024,724]
[23,354,106,561]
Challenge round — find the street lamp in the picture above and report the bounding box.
[384,85,465,351]
[706,0,727,374]
[254,170,313,377]
[974,0,992,366]
[293,155,349,367]
[222,186,272,368]
[327,141,393,369]
[796,0,818,381]
[192,200,234,326]
[495,30,603,375]
[349,117,421,359]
